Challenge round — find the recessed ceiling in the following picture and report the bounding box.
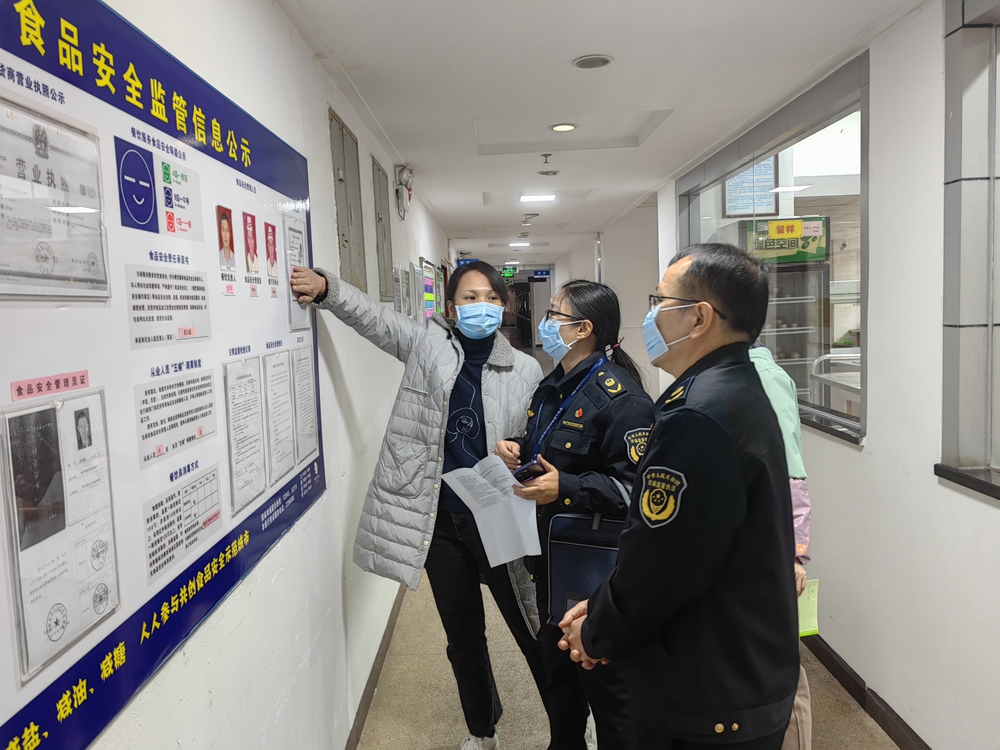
[475,110,671,155]
[279,0,924,259]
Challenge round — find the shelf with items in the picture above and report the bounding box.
[768,296,817,305]
[759,326,816,337]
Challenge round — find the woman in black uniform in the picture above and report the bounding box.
[495,280,655,749]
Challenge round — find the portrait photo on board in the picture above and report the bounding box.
[243,212,259,273]
[217,206,236,270]
[7,408,66,551]
[74,408,92,450]
[265,222,278,278]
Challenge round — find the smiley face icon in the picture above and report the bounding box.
[114,137,160,233]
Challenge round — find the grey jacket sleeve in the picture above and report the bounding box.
[312,268,425,364]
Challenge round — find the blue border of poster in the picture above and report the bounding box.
[0,1,326,747]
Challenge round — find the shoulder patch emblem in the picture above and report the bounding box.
[603,377,623,395]
[640,466,686,528]
[624,428,650,465]
[663,385,686,404]
[660,377,693,408]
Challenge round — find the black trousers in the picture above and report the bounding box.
[536,560,635,750]
[425,511,577,745]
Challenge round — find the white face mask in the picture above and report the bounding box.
[643,303,696,364]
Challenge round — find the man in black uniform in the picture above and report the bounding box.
[559,243,800,749]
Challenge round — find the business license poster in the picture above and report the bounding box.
[0,1,326,748]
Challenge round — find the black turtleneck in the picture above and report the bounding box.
[439,331,494,512]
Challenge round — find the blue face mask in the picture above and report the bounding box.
[455,302,504,339]
[643,304,695,364]
[537,317,579,361]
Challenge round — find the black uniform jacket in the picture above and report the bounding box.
[511,350,655,547]
[581,342,799,743]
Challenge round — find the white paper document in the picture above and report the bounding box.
[263,350,295,485]
[224,358,266,513]
[3,394,119,677]
[283,213,311,332]
[442,455,540,568]
[0,101,108,298]
[291,346,318,461]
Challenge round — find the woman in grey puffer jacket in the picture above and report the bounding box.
[291,261,555,750]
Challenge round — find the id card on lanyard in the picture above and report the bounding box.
[531,358,607,457]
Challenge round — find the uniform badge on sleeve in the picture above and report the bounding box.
[624,428,650,465]
[640,466,686,528]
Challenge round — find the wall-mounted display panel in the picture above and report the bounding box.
[0,1,326,747]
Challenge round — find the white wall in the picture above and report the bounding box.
[601,204,661,395]
[657,2,1000,746]
[805,4,1000,747]
[554,238,598,289]
[93,1,447,747]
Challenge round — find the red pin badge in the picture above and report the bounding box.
[575,408,584,419]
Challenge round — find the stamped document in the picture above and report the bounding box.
[3,393,119,677]
[0,101,108,298]
[443,455,540,567]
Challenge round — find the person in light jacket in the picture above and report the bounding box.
[290,261,549,750]
[749,342,813,750]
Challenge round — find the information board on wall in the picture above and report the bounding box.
[0,1,326,747]
[723,156,777,218]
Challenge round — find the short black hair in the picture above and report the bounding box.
[446,261,509,304]
[669,243,770,340]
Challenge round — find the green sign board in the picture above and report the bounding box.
[501,267,516,278]
[742,216,829,263]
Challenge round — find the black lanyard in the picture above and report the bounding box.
[531,358,607,457]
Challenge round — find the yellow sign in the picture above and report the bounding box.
[768,219,803,239]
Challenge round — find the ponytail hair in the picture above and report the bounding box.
[558,279,646,390]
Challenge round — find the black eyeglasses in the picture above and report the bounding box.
[544,308,585,323]
[648,294,729,320]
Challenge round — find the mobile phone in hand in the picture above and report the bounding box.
[513,459,545,484]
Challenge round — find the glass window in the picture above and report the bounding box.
[686,109,864,439]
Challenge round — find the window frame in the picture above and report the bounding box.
[675,53,870,444]
[936,5,1000,501]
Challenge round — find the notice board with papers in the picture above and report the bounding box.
[0,1,326,746]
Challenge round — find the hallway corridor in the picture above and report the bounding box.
[356,576,900,750]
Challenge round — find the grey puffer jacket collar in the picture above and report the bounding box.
[313,270,543,632]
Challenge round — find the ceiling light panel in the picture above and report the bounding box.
[550,123,577,132]
[482,190,596,207]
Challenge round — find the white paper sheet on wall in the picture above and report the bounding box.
[283,213,312,332]
[223,358,266,513]
[0,100,108,299]
[3,392,119,677]
[291,346,318,462]
[263,350,295,485]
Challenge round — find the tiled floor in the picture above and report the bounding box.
[356,574,898,750]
